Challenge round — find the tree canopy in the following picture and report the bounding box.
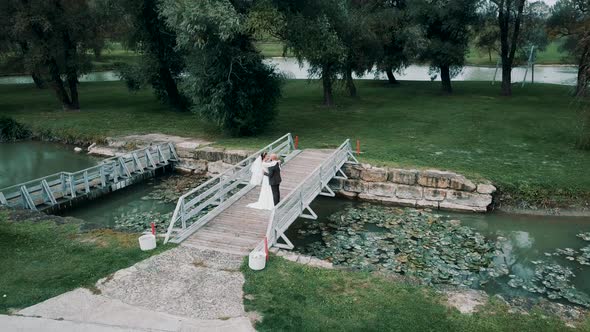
[161,0,282,136]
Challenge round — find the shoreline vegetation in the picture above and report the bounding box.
[1,80,589,212]
[0,40,575,77]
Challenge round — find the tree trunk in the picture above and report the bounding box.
[31,70,45,89]
[498,0,526,96]
[322,65,334,106]
[67,74,80,110]
[488,49,492,63]
[345,67,357,97]
[501,63,512,96]
[385,68,399,84]
[159,66,185,109]
[575,44,589,97]
[440,65,452,94]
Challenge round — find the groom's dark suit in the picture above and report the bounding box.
[266,162,282,206]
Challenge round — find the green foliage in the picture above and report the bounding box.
[548,0,590,97]
[0,212,172,313]
[242,257,584,332]
[161,0,282,136]
[0,117,31,142]
[0,0,106,109]
[412,0,479,92]
[113,0,188,110]
[368,0,424,77]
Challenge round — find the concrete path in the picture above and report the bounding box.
[14,247,255,332]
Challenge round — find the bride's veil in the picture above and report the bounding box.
[249,155,263,185]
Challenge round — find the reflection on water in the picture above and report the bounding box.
[59,176,175,231]
[0,141,99,188]
[267,58,578,86]
[287,197,590,299]
[454,212,590,297]
[0,59,579,86]
[0,71,120,84]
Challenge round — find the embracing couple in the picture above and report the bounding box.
[247,152,281,210]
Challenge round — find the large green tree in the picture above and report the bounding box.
[367,0,423,84]
[413,0,479,93]
[488,0,527,96]
[114,0,188,110]
[548,0,590,97]
[161,0,282,136]
[339,2,382,97]
[270,0,347,106]
[475,1,549,65]
[0,0,103,109]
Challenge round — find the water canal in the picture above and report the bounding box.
[2,141,590,307]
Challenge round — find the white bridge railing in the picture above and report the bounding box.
[0,143,178,211]
[164,133,297,244]
[252,139,357,256]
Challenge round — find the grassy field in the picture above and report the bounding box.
[253,39,571,65]
[466,40,570,66]
[0,209,171,313]
[242,257,590,331]
[1,79,588,205]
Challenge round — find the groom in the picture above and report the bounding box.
[265,154,282,206]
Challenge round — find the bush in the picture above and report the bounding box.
[0,117,31,142]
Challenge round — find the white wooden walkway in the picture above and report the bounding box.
[182,149,333,255]
[164,134,356,256]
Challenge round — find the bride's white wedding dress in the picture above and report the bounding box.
[247,157,275,210]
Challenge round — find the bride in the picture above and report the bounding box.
[247,153,275,210]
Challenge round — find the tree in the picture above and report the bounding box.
[1,0,104,110]
[113,0,188,110]
[548,0,590,97]
[475,1,549,65]
[161,0,282,136]
[413,0,479,93]
[339,2,382,96]
[367,0,423,84]
[488,0,527,96]
[270,0,347,106]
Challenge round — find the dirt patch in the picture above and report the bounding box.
[78,229,139,248]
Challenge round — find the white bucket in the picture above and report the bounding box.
[138,234,157,251]
[249,251,266,271]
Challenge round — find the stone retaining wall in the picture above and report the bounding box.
[175,146,253,176]
[329,164,496,212]
[88,134,496,213]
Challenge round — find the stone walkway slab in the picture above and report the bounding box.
[16,247,253,332]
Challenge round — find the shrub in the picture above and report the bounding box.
[0,117,31,142]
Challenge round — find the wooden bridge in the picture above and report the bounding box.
[164,134,357,256]
[0,143,179,211]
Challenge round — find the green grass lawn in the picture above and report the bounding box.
[466,40,571,66]
[1,79,588,205]
[0,209,172,313]
[242,257,590,331]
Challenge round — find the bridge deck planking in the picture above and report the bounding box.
[182,149,334,255]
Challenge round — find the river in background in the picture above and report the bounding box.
[2,141,590,305]
[0,58,579,86]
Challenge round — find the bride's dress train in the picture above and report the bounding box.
[247,157,275,210]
